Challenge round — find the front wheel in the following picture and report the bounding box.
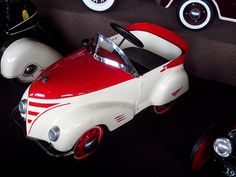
[82,0,117,12]
[73,126,104,160]
[177,0,214,30]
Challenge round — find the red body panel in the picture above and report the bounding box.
[29,48,134,99]
[126,22,188,52]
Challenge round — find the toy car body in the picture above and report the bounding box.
[82,0,117,12]
[190,122,236,176]
[157,0,236,30]
[18,22,189,160]
[0,0,62,83]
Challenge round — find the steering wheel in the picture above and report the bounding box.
[110,23,144,48]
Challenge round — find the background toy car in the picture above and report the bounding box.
[190,121,236,176]
[0,0,62,83]
[16,22,189,160]
[82,0,117,12]
[157,0,236,30]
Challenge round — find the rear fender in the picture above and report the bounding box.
[1,38,62,80]
[150,68,189,106]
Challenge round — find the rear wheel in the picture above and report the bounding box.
[154,100,176,115]
[177,0,214,30]
[190,125,217,171]
[82,0,117,12]
[73,126,104,160]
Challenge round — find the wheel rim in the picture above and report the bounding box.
[83,0,115,11]
[183,3,207,26]
[179,0,212,30]
[74,126,104,160]
[191,133,213,171]
[154,101,175,114]
[90,0,107,4]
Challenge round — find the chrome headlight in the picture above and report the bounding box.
[19,99,27,114]
[213,138,232,158]
[48,126,60,142]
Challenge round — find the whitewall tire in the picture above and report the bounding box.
[82,0,117,12]
[177,0,214,30]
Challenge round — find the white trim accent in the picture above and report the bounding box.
[211,0,236,22]
[8,11,38,31]
[166,0,174,8]
[82,0,115,12]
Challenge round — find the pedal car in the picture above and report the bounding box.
[17,22,189,160]
[190,122,236,176]
[82,0,117,12]
[157,0,236,30]
[0,0,62,83]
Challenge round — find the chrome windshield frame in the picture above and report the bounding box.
[92,34,139,77]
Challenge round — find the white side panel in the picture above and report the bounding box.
[149,66,189,106]
[111,31,182,60]
[26,77,141,152]
[1,38,62,79]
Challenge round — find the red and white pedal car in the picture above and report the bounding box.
[17,22,189,160]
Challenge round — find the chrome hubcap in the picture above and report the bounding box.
[91,0,107,4]
[84,138,98,153]
[190,8,201,20]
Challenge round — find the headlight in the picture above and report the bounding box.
[19,99,27,114]
[48,126,60,142]
[213,138,232,158]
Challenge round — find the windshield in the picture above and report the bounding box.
[88,34,139,77]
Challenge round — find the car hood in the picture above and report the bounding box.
[28,48,134,99]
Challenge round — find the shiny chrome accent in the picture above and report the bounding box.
[23,64,37,76]
[93,34,139,77]
[33,139,74,157]
[95,55,129,72]
[84,138,98,153]
[213,138,232,158]
[190,8,201,20]
[91,0,107,4]
[19,99,27,114]
[48,126,60,142]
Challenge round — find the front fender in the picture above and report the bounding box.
[150,67,189,105]
[51,102,135,152]
[1,38,62,80]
